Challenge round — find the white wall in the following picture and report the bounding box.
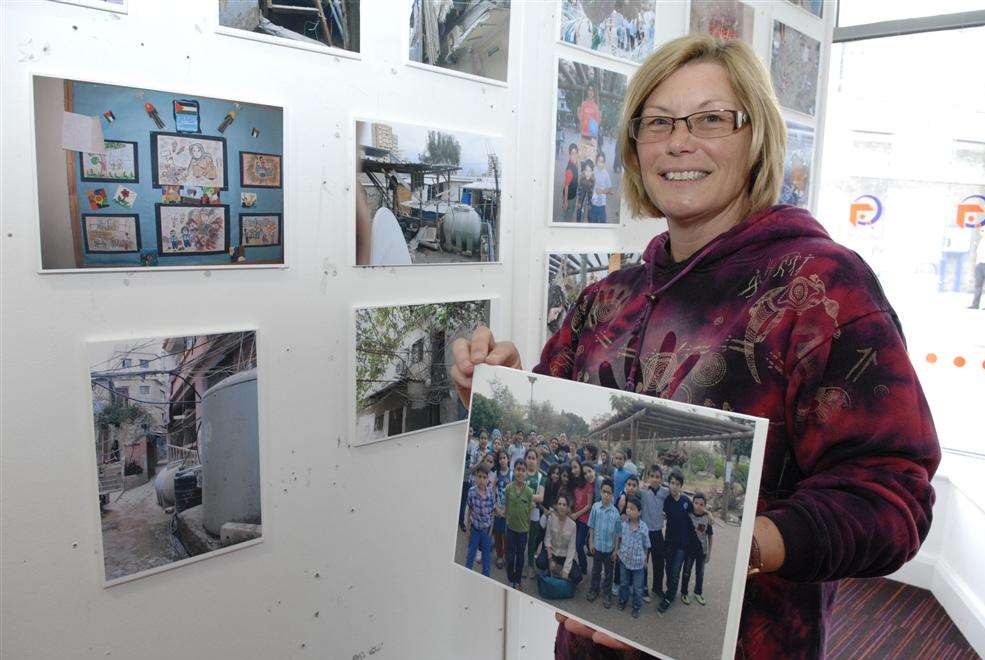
[888,455,985,655]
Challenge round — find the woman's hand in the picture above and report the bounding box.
[554,613,637,652]
[450,326,522,407]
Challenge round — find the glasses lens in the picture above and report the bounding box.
[632,116,673,143]
[690,111,737,137]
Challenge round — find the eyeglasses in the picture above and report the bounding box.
[629,109,750,143]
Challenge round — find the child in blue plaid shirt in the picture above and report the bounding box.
[615,494,650,619]
[465,466,497,577]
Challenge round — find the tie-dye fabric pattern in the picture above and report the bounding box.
[542,205,940,659]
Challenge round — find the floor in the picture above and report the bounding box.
[828,577,980,660]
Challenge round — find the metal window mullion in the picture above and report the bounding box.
[834,10,985,43]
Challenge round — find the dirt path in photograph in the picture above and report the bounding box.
[101,479,186,581]
[455,518,741,660]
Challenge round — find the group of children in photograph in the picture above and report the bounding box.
[458,427,714,619]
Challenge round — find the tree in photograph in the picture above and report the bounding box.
[419,131,461,166]
[355,301,489,410]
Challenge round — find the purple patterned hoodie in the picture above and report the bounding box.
[537,205,940,659]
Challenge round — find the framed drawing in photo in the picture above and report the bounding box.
[239,151,282,189]
[155,203,229,256]
[81,213,141,253]
[239,213,282,247]
[79,140,139,183]
[150,132,228,190]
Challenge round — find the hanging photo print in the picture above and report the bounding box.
[454,365,768,660]
[408,0,510,82]
[553,58,628,225]
[239,151,282,188]
[770,21,820,116]
[780,120,814,208]
[354,299,491,445]
[33,76,284,270]
[218,0,359,53]
[87,331,261,584]
[689,0,754,45]
[545,252,642,341]
[560,0,657,64]
[151,132,227,189]
[355,119,503,266]
[82,214,141,253]
[80,140,139,183]
[239,213,282,247]
[155,203,229,255]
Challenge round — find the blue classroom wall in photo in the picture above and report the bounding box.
[72,81,284,266]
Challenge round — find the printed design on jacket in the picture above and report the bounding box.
[742,274,840,383]
[586,287,632,329]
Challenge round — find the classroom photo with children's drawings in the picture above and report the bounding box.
[454,366,762,660]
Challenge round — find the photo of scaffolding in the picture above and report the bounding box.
[545,252,643,340]
[356,120,502,266]
[218,0,359,53]
[88,331,261,583]
[454,365,767,660]
[408,0,511,82]
[559,0,657,64]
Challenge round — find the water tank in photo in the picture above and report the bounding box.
[199,368,261,536]
[442,204,481,254]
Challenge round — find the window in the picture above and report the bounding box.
[139,385,150,395]
[374,412,385,432]
[114,386,129,397]
[121,358,131,368]
[387,407,404,436]
[411,338,425,364]
[837,0,979,27]
[139,359,149,368]
[817,25,985,457]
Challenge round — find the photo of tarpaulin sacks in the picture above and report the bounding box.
[453,365,767,660]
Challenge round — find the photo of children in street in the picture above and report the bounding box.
[453,365,765,660]
[553,58,627,225]
[560,0,657,64]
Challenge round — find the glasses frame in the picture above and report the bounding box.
[629,109,750,143]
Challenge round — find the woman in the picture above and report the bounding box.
[542,464,564,514]
[538,494,582,585]
[568,459,595,575]
[451,34,939,658]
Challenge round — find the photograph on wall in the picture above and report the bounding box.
[545,252,642,340]
[780,120,814,208]
[79,139,139,183]
[33,75,284,270]
[151,132,228,190]
[217,0,359,53]
[239,213,282,247]
[408,0,510,82]
[770,21,820,117]
[355,299,491,445]
[786,0,822,19]
[559,0,657,64]
[82,214,141,253]
[88,331,261,583]
[553,58,628,225]
[688,0,754,45]
[454,365,767,660]
[356,120,502,266]
[240,151,282,188]
[155,204,229,256]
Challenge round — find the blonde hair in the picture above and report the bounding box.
[618,35,786,219]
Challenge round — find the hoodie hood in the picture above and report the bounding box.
[643,204,832,282]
